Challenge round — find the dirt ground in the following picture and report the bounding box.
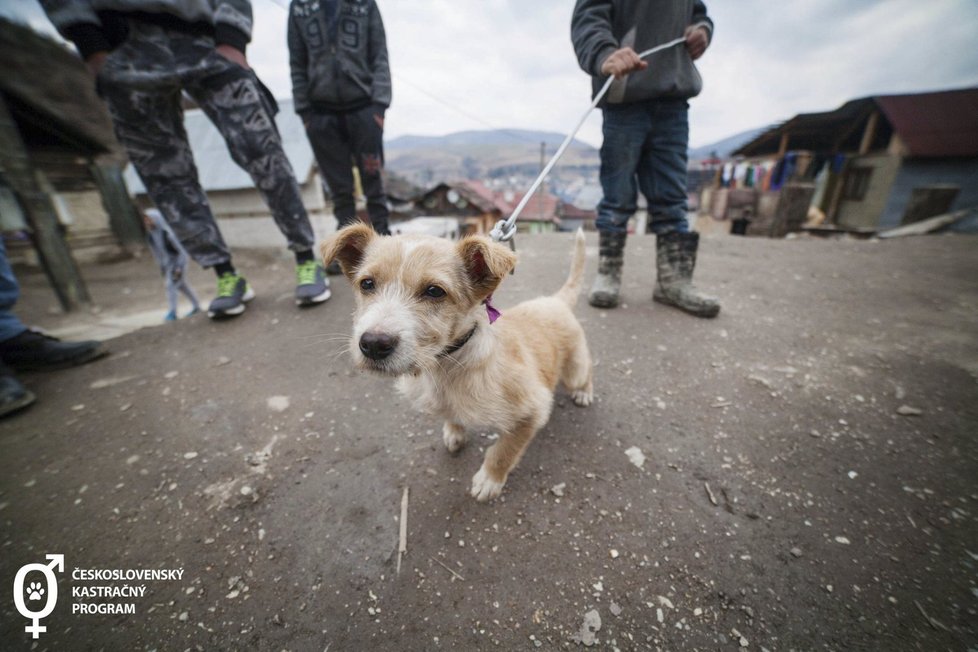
[1,232,977,651]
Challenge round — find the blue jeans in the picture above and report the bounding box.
[0,237,28,343]
[596,100,690,235]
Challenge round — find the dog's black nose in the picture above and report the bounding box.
[359,332,398,360]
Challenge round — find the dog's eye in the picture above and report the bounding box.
[360,278,376,292]
[423,285,446,299]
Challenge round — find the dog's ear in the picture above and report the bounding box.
[320,223,375,281]
[456,236,517,301]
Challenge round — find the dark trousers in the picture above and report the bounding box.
[305,105,391,233]
[99,22,315,267]
[597,99,690,236]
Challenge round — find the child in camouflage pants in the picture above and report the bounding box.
[42,1,332,317]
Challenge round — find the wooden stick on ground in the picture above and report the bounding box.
[429,556,465,582]
[397,486,409,575]
[704,482,719,506]
[914,600,948,631]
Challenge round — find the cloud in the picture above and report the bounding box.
[10,0,978,149]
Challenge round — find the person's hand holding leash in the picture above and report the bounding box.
[684,25,710,60]
[600,47,648,79]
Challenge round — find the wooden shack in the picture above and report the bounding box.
[733,88,978,234]
[0,19,142,310]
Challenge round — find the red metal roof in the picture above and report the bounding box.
[502,190,561,222]
[458,180,511,214]
[875,88,978,158]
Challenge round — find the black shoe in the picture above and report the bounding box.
[0,367,35,418]
[0,329,107,372]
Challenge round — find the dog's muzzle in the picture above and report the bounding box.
[359,331,399,361]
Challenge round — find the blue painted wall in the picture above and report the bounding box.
[879,158,978,230]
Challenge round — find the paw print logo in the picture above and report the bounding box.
[27,582,45,601]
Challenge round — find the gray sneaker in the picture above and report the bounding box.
[295,261,331,306]
[208,272,255,319]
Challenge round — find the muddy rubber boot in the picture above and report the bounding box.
[653,231,720,318]
[588,231,626,308]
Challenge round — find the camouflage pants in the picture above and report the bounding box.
[98,22,314,267]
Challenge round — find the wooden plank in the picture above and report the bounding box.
[887,133,909,157]
[777,132,790,157]
[90,162,145,245]
[825,160,848,223]
[0,94,90,310]
[770,182,815,238]
[878,208,972,239]
[858,111,879,155]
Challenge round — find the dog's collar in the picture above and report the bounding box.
[439,324,478,358]
[439,297,500,358]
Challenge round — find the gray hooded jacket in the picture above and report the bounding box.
[571,0,712,105]
[288,0,391,115]
[40,0,252,58]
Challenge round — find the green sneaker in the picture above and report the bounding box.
[295,260,331,307]
[207,272,255,319]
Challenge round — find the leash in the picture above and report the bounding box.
[489,36,687,245]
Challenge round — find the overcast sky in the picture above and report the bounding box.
[6,0,978,148]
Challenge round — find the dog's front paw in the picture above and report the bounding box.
[443,422,466,453]
[572,388,593,407]
[470,466,505,502]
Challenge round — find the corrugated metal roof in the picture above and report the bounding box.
[875,88,978,157]
[458,180,511,214]
[512,191,560,222]
[124,97,315,193]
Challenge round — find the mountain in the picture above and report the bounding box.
[688,126,772,161]
[385,125,777,190]
[385,129,599,187]
[386,129,594,151]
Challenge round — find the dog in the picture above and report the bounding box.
[320,225,592,501]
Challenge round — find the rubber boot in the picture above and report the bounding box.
[653,231,720,318]
[588,231,626,308]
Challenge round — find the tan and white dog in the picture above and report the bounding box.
[321,225,592,501]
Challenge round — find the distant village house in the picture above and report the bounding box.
[710,87,978,236]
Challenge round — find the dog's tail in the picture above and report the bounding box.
[556,228,587,307]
